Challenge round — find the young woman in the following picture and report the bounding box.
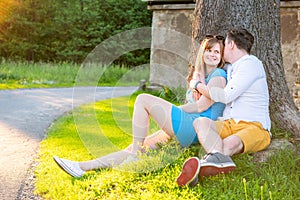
[53,36,227,178]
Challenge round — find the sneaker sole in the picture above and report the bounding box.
[53,156,82,178]
[176,157,200,187]
[199,164,235,177]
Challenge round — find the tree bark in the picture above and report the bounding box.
[191,0,300,136]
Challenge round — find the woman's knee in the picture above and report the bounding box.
[135,93,147,103]
[193,117,211,132]
[134,94,151,108]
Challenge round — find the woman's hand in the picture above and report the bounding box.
[193,90,202,101]
[189,71,205,101]
[193,71,200,80]
[190,71,202,88]
[199,73,206,84]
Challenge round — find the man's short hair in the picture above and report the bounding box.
[227,28,254,54]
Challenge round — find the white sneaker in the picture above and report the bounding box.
[53,156,85,178]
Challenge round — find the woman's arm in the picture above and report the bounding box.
[189,71,206,89]
[188,71,206,102]
[181,76,226,113]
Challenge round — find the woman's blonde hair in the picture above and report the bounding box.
[187,37,225,84]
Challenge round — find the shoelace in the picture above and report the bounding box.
[202,152,215,160]
[202,152,224,162]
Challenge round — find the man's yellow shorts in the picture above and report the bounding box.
[216,119,271,153]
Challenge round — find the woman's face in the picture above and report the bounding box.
[203,43,222,67]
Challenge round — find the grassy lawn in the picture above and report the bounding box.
[34,93,300,200]
[2,61,299,199]
[0,61,149,89]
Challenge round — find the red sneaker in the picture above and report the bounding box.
[176,157,200,187]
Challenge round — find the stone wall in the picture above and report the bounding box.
[280,1,300,110]
[149,4,194,88]
[147,1,300,110]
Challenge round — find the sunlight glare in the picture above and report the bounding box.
[0,0,20,25]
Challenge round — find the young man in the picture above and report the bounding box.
[176,28,272,187]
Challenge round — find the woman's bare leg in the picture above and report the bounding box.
[143,129,171,150]
[79,93,175,171]
[130,94,175,154]
[79,148,133,170]
[193,118,243,156]
[79,130,171,171]
[193,117,223,153]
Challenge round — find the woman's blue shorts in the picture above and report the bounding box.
[171,105,201,147]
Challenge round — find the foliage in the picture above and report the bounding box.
[0,0,152,66]
[34,95,300,200]
[159,86,187,105]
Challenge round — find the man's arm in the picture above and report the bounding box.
[197,59,263,103]
[193,76,227,102]
[180,95,214,113]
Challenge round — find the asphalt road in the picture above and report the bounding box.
[0,86,137,200]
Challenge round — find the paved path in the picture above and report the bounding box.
[0,86,137,200]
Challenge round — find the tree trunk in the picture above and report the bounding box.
[191,0,300,136]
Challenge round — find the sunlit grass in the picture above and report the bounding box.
[35,93,300,200]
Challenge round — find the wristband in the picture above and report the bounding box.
[193,81,201,93]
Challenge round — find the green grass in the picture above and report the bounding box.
[3,60,298,199]
[34,93,300,200]
[0,60,149,89]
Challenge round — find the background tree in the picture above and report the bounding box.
[191,0,300,136]
[0,0,151,66]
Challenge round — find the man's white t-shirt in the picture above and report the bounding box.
[210,55,271,130]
